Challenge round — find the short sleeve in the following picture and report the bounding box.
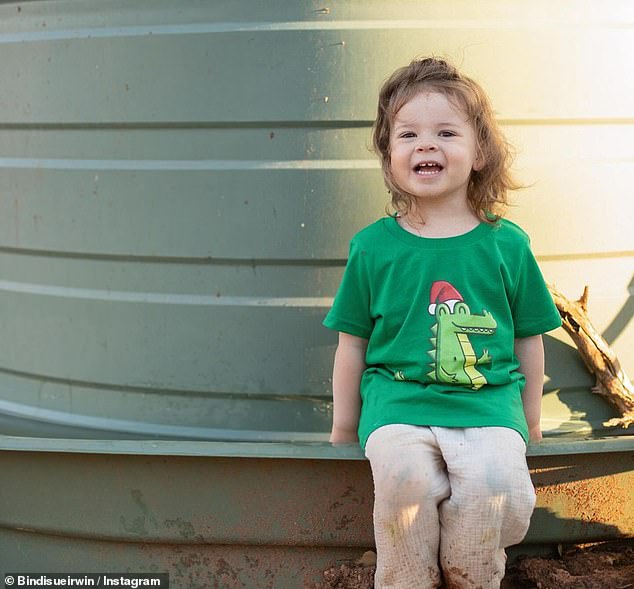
[511,242,562,338]
[322,239,373,339]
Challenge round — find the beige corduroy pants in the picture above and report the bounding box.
[364,424,536,589]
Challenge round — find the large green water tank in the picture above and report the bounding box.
[0,1,632,441]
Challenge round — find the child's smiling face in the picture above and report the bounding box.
[389,91,482,209]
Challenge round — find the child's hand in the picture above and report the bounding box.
[329,428,359,444]
[528,425,543,443]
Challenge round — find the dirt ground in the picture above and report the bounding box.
[313,540,634,589]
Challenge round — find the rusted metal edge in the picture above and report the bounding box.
[0,434,632,459]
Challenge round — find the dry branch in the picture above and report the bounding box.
[548,284,634,428]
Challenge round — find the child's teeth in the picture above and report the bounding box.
[415,163,440,174]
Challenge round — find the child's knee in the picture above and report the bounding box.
[461,453,535,508]
[374,467,450,512]
[487,467,536,518]
[477,472,536,528]
[443,468,536,537]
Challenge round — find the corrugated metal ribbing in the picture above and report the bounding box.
[0,1,631,439]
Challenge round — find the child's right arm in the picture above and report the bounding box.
[330,332,368,444]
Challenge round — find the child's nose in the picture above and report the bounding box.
[416,141,438,152]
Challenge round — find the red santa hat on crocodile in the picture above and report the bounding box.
[428,280,463,314]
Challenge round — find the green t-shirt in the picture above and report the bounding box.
[323,216,562,449]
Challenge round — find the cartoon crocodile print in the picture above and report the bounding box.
[427,301,497,390]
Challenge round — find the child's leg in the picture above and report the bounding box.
[434,426,535,589]
[364,424,451,589]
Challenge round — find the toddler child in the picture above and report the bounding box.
[323,57,561,589]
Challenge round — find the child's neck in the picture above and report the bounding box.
[399,202,480,239]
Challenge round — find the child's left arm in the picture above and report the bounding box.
[514,335,545,443]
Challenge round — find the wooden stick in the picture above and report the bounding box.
[548,284,634,429]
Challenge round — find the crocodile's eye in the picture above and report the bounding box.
[437,303,450,317]
[455,302,470,315]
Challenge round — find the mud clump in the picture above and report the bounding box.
[505,540,634,589]
[314,551,376,589]
[317,562,376,589]
[313,540,634,589]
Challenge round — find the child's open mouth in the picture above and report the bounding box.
[413,162,443,176]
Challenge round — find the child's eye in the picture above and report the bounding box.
[439,130,456,137]
[399,132,416,139]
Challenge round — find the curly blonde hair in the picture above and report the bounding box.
[372,57,520,222]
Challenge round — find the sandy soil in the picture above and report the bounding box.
[313,540,634,589]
